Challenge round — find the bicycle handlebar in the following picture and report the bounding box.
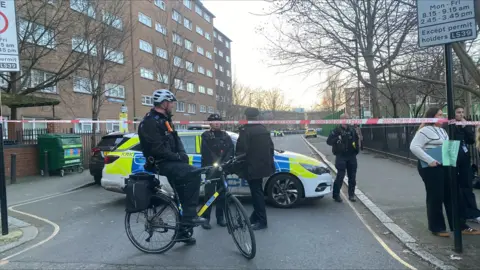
[190,153,246,176]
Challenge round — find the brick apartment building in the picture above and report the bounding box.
[213,27,232,119]
[2,0,233,134]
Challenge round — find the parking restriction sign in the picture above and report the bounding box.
[0,0,19,71]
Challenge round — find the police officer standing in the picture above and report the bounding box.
[201,113,234,230]
[326,113,360,202]
[138,89,206,245]
[236,108,275,230]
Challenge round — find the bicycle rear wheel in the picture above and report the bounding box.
[225,193,256,259]
[125,194,179,254]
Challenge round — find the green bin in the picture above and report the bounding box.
[37,134,84,177]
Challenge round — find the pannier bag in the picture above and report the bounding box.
[125,173,155,213]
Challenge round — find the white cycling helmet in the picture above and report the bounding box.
[152,89,177,104]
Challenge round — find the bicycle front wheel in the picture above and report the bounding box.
[225,193,256,259]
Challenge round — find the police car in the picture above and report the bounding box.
[101,130,333,208]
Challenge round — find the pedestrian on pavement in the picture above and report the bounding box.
[138,89,207,245]
[200,113,235,230]
[410,107,480,237]
[454,105,480,224]
[236,107,275,230]
[326,113,359,203]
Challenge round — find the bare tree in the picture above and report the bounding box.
[316,72,349,114]
[260,0,417,117]
[3,0,88,119]
[263,88,291,115]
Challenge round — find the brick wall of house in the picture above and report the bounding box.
[4,145,38,178]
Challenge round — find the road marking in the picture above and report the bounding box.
[301,137,417,270]
[0,188,88,262]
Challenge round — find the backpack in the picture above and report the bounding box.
[124,173,155,213]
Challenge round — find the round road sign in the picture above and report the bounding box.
[0,12,9,34]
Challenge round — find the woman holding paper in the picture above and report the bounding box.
[410,107,479,237]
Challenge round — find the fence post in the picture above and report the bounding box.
[43,151,49,177]
[382,125,389,151]
[10,154,16,184]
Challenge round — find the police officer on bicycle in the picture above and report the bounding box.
[138,89,207,245]
[200,113,234,230]
[326,113,360,203]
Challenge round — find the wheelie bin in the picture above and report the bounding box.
[37,134,84,177]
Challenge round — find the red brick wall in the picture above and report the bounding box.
[4,145,38,178]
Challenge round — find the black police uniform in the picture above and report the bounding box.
[326,124,359,201]
[236,108,275,229]
[200,122,234,226]
[138,109,205,238]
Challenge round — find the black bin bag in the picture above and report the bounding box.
[124,173,156,213]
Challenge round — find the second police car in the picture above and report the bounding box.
[101,130,333,208]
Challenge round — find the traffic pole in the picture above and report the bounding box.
[0,122,8,235]
[445,43,462,253]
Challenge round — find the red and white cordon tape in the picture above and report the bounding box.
[0,117,479,125]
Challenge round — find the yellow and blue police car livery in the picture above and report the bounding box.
[101,131,333,208]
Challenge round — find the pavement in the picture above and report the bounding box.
[0,135,433,269]
[307,135,480,269]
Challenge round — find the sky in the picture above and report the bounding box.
[202,0,324,110]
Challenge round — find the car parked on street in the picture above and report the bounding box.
[305,129,318,138]
[101,130,333,208]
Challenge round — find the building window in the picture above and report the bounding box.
[157,73,168,84]
[174,78,185,90]
[219,50,224,57]
[102,10,122,30]
[155,22,167,35]
[73,76,97,94]
[219,65,224,72]
[213,31,217,38]
[215,63,218,69]
[215,79,218,85]
[105,48,124,64]
[142,95,153,106]
[140,68,154,80]
[184,0,192,9]
[74,118,100,133]
[184,17,192,30]
[106,119,120,132]
[195,5,202,16]
[196,25,204,36]
[206,70,213,78]
[187,82,195,93]
[206,51,212,60]
[204,13,211,23]
[19,19,56,49]
[29,69,56,93]
[105,84,125,98]
[172,10,182,23]
[138,12,152,27]
[205,32,211,41]
[173,33,183,46]
[207,88,214,95]
[174,56,182,67]
[227,84,231,90]
[198,85,206,94]
[70,0,96,18]
[139,40,153,54]
[154,0,166,10]
[219,35,223,42]
[226,56,230,63]
[185,61,194,72]
[156,47,168,59]
[197,65,205,74]
[72,37,97,55]
[176,101,185,112]
[184,39,193,51]
[214,47,217,54]
[226,41,230,48]
[188,103,196,114]
[197,46,204,55]
[220,81,224,87]
[208,106,214,113]
[227,70,231,77]
[200,105,206,113]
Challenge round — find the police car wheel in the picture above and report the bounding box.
[266,174,304,208]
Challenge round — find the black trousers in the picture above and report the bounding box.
[156,161,201,220]
[418,163,468,232]
[333,155,357,197]
[248,179,267,225]
[457,154,480,219]
[203,177,225,221]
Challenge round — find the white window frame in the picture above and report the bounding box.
[227,70,230,77]
[140,68,154,80]
[226,56,230,63]
[196,25,204,36]
[70,0,96,18]
[185,61,194,72]
[204,13,211,23]
[227,84,231,90]
[183,0,192,9]
[197,46,204,55]
[154,0,166,10]
[220,81,224,87]
[74,118,100,133]
[219,36,223,42]
[172,10,182,23]
[208,106,215,113]
[102,10,123,30]
[188,103,196,114]
[104,48,124,64]
[213,31,217,38]
[187,82,195,93]
[138,12,152,27]
[142,95,153,106]
[205,32,211,41]
[22,117,47,139]
[207,88,214,95]
[184,39,193,51]
[219,50,224,57]
[226,41,230,48]
[206,70,213,78]
[198,85,206,94]
[184,17,192,30]
[156,47,168,59]
[197,65,205,74]
[73,76,97,94]
[195,5,203,16]
[157,73,169,84]
[106,119,120,133]
[215,63,218,69]
[176,101,185,112]
[174,56,182,67]
[206,51,212,59]
[105,83,125,99]
[139,39,153,54]
[215,79,218,85]
[29,69,57,94]
[72,37,96,56]
[155,22,167,35]
[174,78,185,90]
[219,65,224,72]
[18,19,56,49]
[200,105,206,113]
[173,33,183,46]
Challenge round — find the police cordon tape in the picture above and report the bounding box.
[0,117,479,125]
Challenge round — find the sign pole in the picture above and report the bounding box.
[445,43,462,253]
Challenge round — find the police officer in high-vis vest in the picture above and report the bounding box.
[326,113,360,203]
[200,113,234,229]
[138,89,207,245]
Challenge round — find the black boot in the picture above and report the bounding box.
[178,227,196,245]
[348,195,356,202]
[217,217,227,227]
[202,219,212,230]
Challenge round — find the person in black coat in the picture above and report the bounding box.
[236,108,275,230]
[454,105,480,224]
[200,113,234,229]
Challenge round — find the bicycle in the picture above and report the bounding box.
[124,154,256,259]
